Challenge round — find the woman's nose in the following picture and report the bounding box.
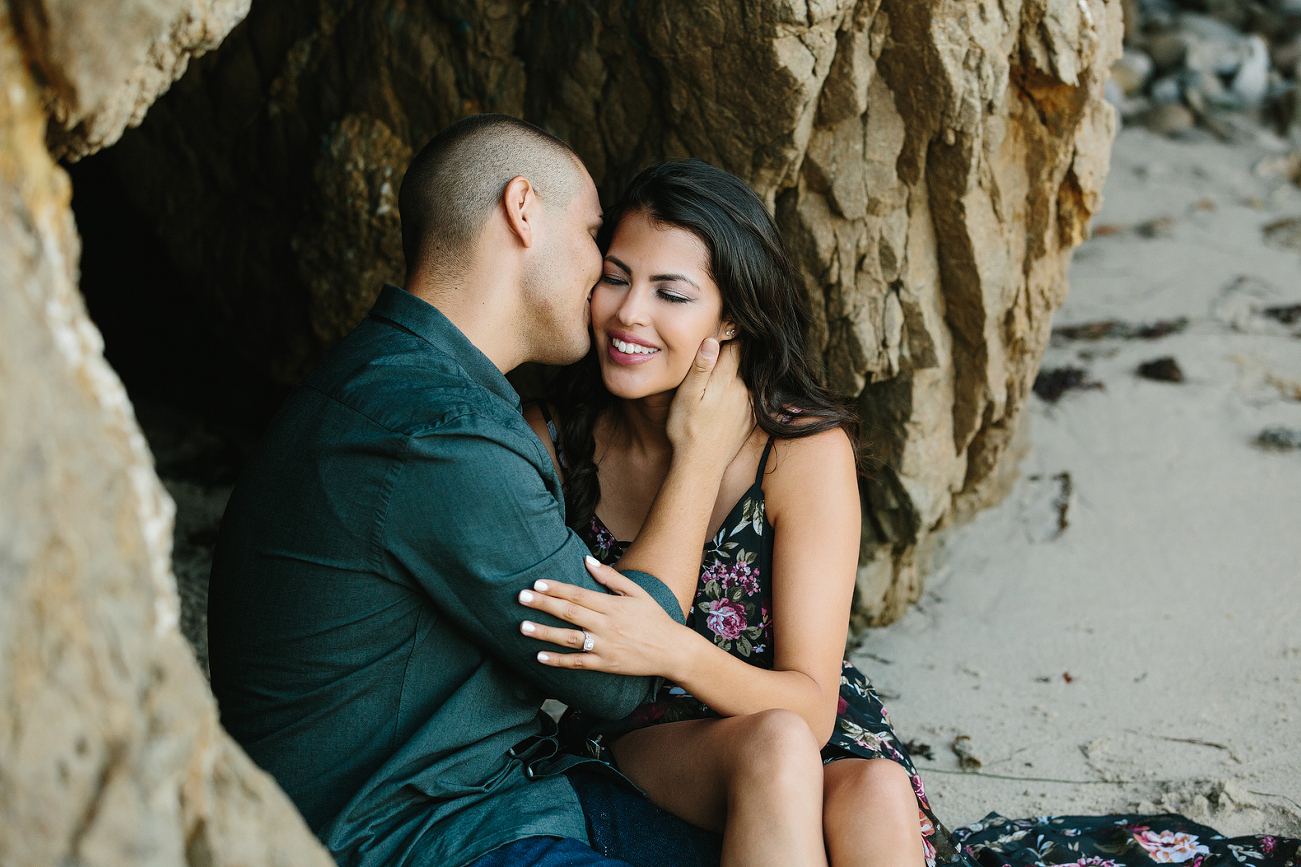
[615,285,651,326]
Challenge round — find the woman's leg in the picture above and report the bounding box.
[822,758,926,867]
[609,708,828,867]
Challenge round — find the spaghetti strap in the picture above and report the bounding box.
[533,403,566,470]
[754,436,776,487]
[535,403,560,449]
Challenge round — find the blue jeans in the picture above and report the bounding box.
[469,769,722,867]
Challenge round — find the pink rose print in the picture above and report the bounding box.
[1261,837,1277,856]
[837,697,849,714]
[705,598,747,640]
[1065,858,1120,867]
[1132,830,1211,863]
[912,775,929,805]
[703,559,759,596]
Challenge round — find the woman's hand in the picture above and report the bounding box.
[518,556,698,679]
[665,338,754,472]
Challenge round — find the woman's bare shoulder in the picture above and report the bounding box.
[763,426,857,517]
[767,426,855,475]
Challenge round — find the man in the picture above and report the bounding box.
[208,114,745,866]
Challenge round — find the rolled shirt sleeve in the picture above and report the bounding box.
[383,411,684,720]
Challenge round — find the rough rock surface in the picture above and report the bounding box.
[98,0,1121,625]
[0,0,331,863]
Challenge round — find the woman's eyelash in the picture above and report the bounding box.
[657,290,690,304]
[600,274,627,286]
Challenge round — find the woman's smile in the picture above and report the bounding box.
[607,329,661,365]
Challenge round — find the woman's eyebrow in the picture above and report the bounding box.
[651,273,700,290]
[605,255,700,291]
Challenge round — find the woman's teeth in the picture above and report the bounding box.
[612,337,658,355]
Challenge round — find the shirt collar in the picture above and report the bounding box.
[369,284,521,410]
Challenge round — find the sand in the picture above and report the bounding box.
[849,122,1301,838]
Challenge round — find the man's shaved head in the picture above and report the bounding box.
[399,114,586,279]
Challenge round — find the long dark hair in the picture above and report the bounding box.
[551,159,859,530]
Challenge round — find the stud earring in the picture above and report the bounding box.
[726,328,735,337]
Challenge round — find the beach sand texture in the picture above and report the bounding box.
[850,124,1301,838]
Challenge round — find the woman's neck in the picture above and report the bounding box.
[607,391,675,460]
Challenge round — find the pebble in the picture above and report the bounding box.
[1149,74,1183,105]
[1142,102,1196,135]
[1263,217,1301,251]
[1232,35,1271,104]
[1136,356,1184,382]
[1254,427,1301,450]
[1112,48,1155,95]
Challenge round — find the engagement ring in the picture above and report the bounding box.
[581,631,595,653]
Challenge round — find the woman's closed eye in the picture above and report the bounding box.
[657,287,691,304]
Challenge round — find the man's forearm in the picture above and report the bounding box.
[613,453,727,614]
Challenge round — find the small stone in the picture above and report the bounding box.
[1253,151,1301,183]
[1263,217,1301,251]
[1137,356,1184,382]
[1232,35,1270,105]
[1135,216,1177,237]
[1146,31,1191,73]
[1111,48,1154,96]
[1263,303,1301,325]
[1255,427,1301,450]
[1149,74,1183,105]
[1142,102,1196,135]
[1272,32,1301,77]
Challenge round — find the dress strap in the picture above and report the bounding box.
[534,403,567,470]
[755,435,776,487]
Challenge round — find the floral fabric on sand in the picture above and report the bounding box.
[955,814,1298,867]
[560,441,1299,867]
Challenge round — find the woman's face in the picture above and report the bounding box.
[590,210,734,401]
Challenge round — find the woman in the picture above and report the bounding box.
[515,159,950,867]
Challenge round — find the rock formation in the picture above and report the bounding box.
[2,0,1120,860]
[0,0,331,863]
[90,0,1122,625]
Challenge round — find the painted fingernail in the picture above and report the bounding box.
[521,621,536,634]
[534,580,549,592]
[537,652,550,663]
[584,555,600,568]
[519,590,534,604]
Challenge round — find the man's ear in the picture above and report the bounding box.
[501,175,537,249]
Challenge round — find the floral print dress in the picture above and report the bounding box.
[541,415,1299,867]
[560,436,963,866]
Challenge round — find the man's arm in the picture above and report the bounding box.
[384,419,679,720]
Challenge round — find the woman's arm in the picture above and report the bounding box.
[520,426,861,744]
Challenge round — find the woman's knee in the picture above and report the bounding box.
[823,757,916,819]
[724,709,822,784]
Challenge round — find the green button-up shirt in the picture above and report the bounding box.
[208,285,681,867]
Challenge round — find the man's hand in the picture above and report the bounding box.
[665,338,753,474]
